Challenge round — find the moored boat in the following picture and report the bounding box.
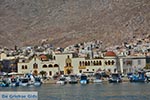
[9,78,20,87]
[19,78,29,86]
[34,77,42,86]
[108,73,122,83]
[129,71,146,82]
[68,75,78,84]
[0,80,9,87]
[56,77,67,85]
[93,73,102,83]
[80,74,89,84]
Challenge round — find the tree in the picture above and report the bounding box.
[39,71,47,78]
[144,64,150,69]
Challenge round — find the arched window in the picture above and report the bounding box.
[82,61,85,66]
[85,61,88,66]
[54,64,59,67]
[108,60,111,65]
[99,61,102,65]
[96,61,99,65]
[79,61,82,66]
[22,65,24,69]
[93,61,96,65]
[105,61,107,65]
[49,71,52,76]
[43,65,47,68]
[112,60,115,65]
[25,65,27,69]
[33,63,38,69]
[88,61,90,66]
[53,56,56,60]
[48,64,53,67]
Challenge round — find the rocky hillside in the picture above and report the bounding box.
[0,0,149,48]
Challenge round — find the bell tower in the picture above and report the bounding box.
[64,55,73,74]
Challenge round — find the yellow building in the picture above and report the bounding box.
[18,51,118,76]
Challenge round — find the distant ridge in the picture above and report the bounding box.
[0,0,149,48]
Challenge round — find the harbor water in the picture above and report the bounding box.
[0,83,150,100]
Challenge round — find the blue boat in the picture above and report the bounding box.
[0,80,9,87]
[34,77,42,86]
[129,71,146,82]
[108,73,122,83]
[9,78,20,87]
[80,74,89,84]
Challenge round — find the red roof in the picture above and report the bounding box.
[105,51,116,56]
[39,55,48,60]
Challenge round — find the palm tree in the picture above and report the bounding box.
[39,70,47,78]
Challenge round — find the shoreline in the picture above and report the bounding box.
[42,77,130,84]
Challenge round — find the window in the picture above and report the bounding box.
[33,63,38,69]
[112,60,115,65]
[79,61,82,66]
[25,65,27,69]
[22,65,27,69]
[54,64,59,67]
[43,65,47,68]
[99,61,102,65]
[22,65,24,69]
[79,70,82,73]
[53,56,56,60]
[96,61,99,65]
[85,61,88,66]
[48,64,53,67]
[108,61,111,65]
[105,61,108,65]
[88,61,90,66]
[82,61,85,66]
[49,71,52,76]
[94,61,96,65]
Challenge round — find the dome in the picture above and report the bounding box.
[105,51,116,57]
[39,54,48,61]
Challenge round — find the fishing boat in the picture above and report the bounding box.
[34,77,42,86]
[108,73,122,83]
[93,73,102,83]
[0,80,9,87]
[68,75,78,84]
[80,74,89,84]
[9,78,20,87]
[19,78,29,86]
[129,71,146,82]
[56,77,67,85]
[145,71,150,82]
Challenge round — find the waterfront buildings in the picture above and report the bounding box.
[16,51,147,77]
[0,34,149,77]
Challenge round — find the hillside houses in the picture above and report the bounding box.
[0,34,149,77]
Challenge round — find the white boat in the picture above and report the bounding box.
[19,78,29,86]
[9,78,20,87]
[56,77,67,85]
[93,79,102,83]
[93,73,102,83]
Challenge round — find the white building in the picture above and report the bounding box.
[17,51,146,76]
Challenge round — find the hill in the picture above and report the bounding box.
[0,0,149,48]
